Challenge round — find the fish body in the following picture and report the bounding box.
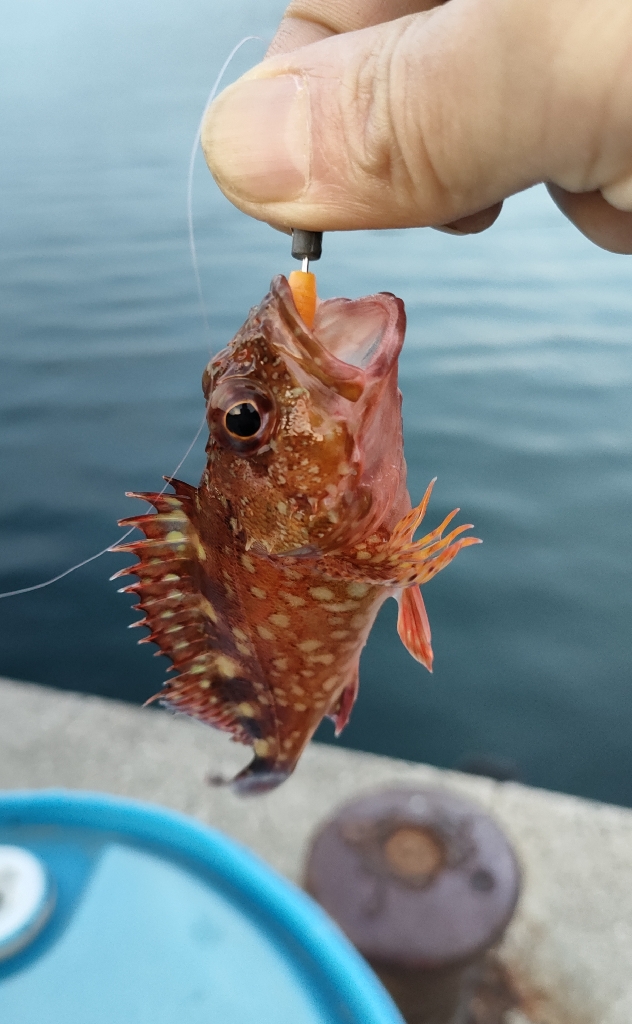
[115,276,479,793]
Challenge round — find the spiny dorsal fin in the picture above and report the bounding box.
[114,484,279,757]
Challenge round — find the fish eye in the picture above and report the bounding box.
[208,377,277,455]
[225,402,262,439]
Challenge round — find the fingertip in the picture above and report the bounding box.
[433,202,503,235]
[547,184,632,255]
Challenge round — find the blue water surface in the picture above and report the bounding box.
[1,0,631,805]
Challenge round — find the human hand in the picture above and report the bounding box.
[202,0,632,253]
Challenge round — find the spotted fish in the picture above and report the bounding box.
[114,275,479,793]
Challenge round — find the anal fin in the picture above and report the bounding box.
[397,585,433,673]
[329,671,359,736]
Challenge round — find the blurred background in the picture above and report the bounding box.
[2,0,632,806]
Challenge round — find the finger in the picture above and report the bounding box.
[547,184,632,255]
[202,0,632,233]
[252,0,500,240]
[434,202,503,235]
[267,0,445,56]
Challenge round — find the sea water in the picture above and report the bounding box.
[2,0,632,805]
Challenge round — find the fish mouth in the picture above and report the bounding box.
[271,275,406,402]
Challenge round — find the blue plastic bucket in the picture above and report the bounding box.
[0,790,403,1024]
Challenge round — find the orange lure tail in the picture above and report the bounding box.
[288,270,317,327]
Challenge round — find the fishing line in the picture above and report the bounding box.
[188,35,263,340]
[0,34,264,602]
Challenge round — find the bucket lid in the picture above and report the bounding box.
[0,790,403,1024]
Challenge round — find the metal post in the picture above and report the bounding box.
[305,788,522,1024]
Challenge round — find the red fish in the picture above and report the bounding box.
[114,275,479,793]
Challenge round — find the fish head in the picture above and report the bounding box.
[202,275,408,556]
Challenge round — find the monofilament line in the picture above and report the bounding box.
[0,414,209,600]
[0,34,264,601]
[187,35,263,340]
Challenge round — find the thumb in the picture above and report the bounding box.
[201,0,632,233]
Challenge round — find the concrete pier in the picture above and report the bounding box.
[1,675,630,1023]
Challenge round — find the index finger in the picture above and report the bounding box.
[267,0,446,55]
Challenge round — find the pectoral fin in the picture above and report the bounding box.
[397,585,433,672]
[323,479,481,589]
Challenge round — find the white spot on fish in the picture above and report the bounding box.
[298,639,322,653]
[268,613,290,628]
[280,591,306,608]
[251,586,267,599]
[347,581,370,599]
[215,655,240,677]
[199,598,219,622]
[309,587,335,602]
[241,554,256,574]
[257,624,275,641]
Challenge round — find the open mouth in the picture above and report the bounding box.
[274,275,406,400]
[312,293,402,369]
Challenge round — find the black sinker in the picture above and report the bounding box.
[226,402,261,438]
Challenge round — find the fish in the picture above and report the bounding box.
[113,274,480,794]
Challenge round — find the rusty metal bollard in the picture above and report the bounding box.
[305,788,522,1024]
